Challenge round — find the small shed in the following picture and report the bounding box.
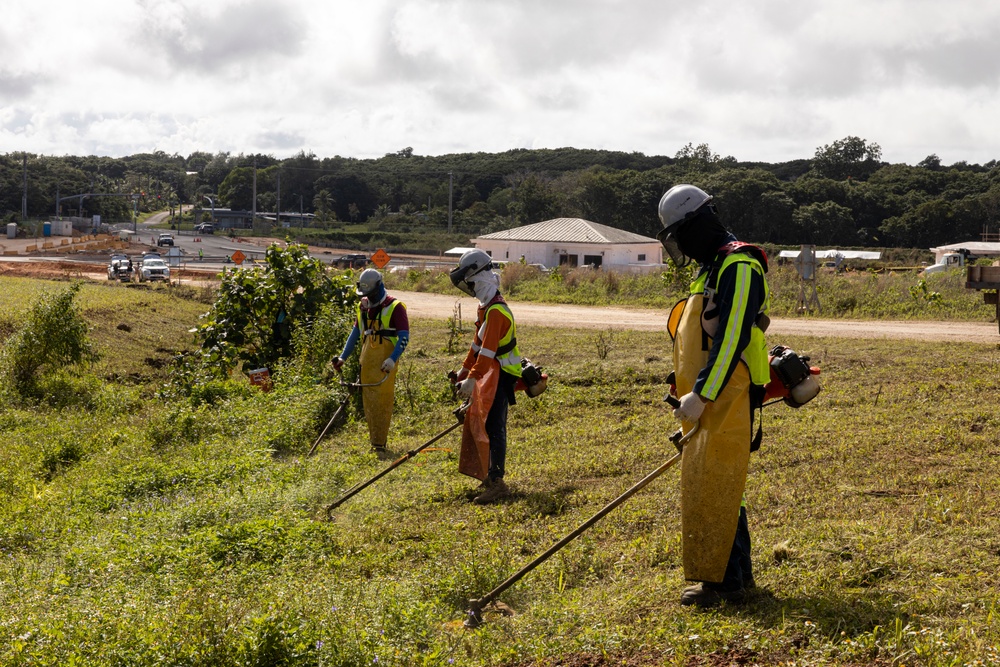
[474,218,664,272]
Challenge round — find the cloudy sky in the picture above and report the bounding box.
[2,0,999,165]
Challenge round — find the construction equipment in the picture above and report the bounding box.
[307,370,388,457]
[966,264,1000,334]
[324,402,468,518]
[464,397,696,629]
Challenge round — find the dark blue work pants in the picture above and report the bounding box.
[717,505,753,591]
[485,371,517,481]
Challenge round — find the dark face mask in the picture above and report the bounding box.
[674,210,731,266]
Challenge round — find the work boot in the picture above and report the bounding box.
[472,478,509,505]
[371,445,393,460]
[465,479,491,500]
[680,583,747,608]
[684,576,754,596]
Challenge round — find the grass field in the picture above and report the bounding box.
[0,276,999,665]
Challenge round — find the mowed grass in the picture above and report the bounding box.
[0,276,999,665]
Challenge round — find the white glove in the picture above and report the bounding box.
[456,378,476,399]
[381,357,396,373]
[673,391,707,422]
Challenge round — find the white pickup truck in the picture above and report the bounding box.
[923,251,967,275]
[139,257,170,282]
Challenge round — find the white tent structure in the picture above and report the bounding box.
[473,218,664,272]
[777,249,882,260]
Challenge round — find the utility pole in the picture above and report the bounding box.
[252,157,258,230]
[448,171,453,234]
[276,169,281,230]
[294,193,303,233]
[21,153,27,221]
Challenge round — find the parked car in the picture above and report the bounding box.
[139,258,170,282]
[157,233,175,247]
[334,253,370,269]
[194,223,214,234]
[107,254,133,282]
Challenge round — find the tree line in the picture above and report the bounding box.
[2,137,999,250]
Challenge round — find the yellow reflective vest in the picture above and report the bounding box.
[356,298,404,346]
[688,251,770,397]
[471,302,522,378]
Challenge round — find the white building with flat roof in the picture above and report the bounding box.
[474,218,664,272]
[929,241,1000,264]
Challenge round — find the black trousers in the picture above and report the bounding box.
[485,371,517,481]
[717,505,753,590]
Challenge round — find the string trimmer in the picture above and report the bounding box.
[463,395,694,628]
[307,369,388,457]
[324,402,468,518]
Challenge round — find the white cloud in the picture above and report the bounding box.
[3,0,1000,165]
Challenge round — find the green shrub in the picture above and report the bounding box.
[0,282,97,398]
[194,243,355,375]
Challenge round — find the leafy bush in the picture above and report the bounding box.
[193,243,356,376]
[0,282,97,398]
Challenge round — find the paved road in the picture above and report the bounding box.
[395,290,1000,343]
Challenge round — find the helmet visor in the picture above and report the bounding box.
[656,226,691,268]
[449,266,476,296]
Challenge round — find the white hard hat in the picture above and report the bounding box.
[656,184,713,267]
[450,249,493,297]
[657,184,713,233]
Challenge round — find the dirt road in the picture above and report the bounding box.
[395,290,1000,343]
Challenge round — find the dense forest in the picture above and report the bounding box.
[2,137,1000,250]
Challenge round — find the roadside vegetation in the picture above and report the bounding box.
[385,260,997,322]
[0,263,998,665]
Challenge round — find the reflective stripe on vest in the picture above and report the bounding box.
[357,299,403,346]
[476,302,522,377]
[690,253,770,387]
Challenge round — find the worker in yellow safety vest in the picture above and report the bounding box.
[658,184,771,608]
[333,268,409,457]
[449,249,522,505]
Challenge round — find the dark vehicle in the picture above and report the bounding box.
[194,223,215,234]
[335,254,370,269]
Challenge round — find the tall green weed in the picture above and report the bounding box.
[0,282,97,399]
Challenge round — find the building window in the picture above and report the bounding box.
[583,255,603,268]
[558,254,578,268]
[505,251,509,258]
[638,254,646,261]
